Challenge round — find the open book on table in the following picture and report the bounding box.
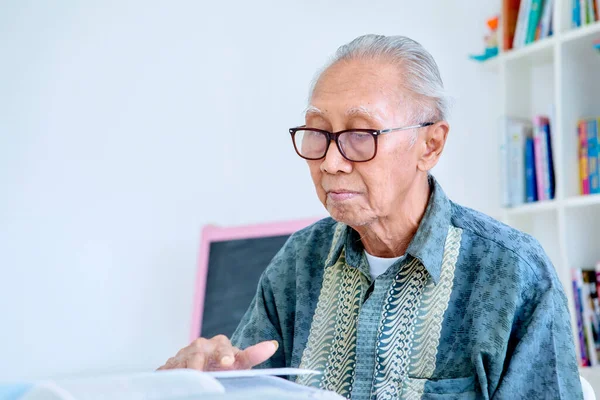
[17,368,344,400]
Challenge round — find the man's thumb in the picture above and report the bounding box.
[236,340,279,368]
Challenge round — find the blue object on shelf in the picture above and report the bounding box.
[468,47,499,62]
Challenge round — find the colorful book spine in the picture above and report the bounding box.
[580,121,590,195]
[526,0,544,44]
[534,134,546,201]
[533,116,550,201]
[588,119,600,194]
[539,0,554,38]
[543,119,555,199]
[503,0,522,50]
[585,120,600,193]
[505,118,529,206]
[582,279,598,366]
[525,136,538,202]
[582,270,600,365]
[574,268,590,366]
[596,262,600,313]
[514,0,532,48]
[574,0,582,27]
[588,270,600,363]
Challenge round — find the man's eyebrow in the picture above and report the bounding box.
[304,105,324,118]
[345,106,379,120]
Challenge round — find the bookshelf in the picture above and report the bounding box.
[485,0,600,392]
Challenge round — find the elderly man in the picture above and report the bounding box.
[159,35,582,399]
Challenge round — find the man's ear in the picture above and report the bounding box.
[417,121,450,172]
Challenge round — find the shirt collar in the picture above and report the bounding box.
[325,175,452,284]
[405,175,452,284]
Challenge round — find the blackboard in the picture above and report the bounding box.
[190,218,320,341]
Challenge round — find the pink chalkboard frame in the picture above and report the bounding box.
[190,217,323,342]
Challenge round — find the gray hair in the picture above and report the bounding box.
[309,34,450,124]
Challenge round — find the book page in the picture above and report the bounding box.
[21,370,225,400]
[218,376,345,399]
[206,367,320,379]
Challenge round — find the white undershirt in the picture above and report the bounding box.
[364,250,403,280]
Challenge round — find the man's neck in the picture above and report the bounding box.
[354,176,430,258]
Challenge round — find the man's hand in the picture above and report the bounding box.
[157,335,279,371]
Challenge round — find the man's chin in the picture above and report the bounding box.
[326,205,371,227]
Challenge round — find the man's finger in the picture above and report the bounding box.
[185,352,207,370]
[210,336,236,367]
[235,340,279,369]
[157,357,180,371]
[214,345,237,367]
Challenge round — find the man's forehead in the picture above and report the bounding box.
[304,105,387,123]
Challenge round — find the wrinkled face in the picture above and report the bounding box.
[306,59,430,227]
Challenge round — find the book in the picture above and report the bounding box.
[525,136,538,202]
[502,117,531,206]
[17,369,343,400]
[526,0,545,44]
[573,268,590,366]
[534,132,545,201]
[586,270,600,363]
[503,0,522,50]
[539,0,554,39]
[514,0,532,48]
[588,119,600,194]
[581,275,598,366]
[543,118,556,199]
[580,120,591,195]
[587,0,596,22]
[596,262,600,313]
[582,270,600,365]
[574,0,582,27]
[533,116,552,201]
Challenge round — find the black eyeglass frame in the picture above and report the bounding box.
[289,122,435,162]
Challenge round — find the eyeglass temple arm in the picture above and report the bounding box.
[377,122,435,135]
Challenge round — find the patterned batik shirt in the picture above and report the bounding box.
[231,176,583,400]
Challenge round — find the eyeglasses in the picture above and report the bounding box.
[289,122,434,162]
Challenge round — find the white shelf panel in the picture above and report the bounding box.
[564,194,600,208]
[504,37,556,65]
[561,21,600,44]
[505,200,558,216]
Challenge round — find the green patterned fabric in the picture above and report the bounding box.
[231,176,582,399]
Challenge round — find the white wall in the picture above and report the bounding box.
[0,0,500,381]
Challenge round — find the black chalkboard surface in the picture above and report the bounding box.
[190,218,320,341]
[201,234,290,338]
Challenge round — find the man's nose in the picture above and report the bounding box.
[320,141,352,174]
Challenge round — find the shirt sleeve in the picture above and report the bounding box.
[230,269,286,368]
[493,286,583,399]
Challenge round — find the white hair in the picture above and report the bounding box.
[309,34,450,124]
